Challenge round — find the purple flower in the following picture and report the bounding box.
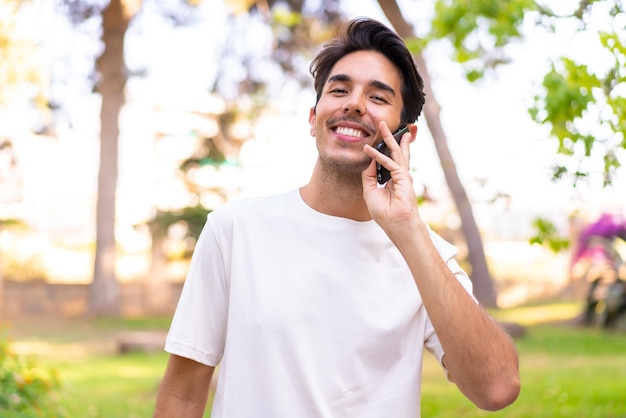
[573,213,626,265]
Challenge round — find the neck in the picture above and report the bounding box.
[300,160,372,221]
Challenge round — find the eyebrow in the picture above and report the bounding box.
[327,74,397,97]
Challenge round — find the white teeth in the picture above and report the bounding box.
[335,126,365,138]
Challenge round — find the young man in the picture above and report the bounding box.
[154,17,520,417]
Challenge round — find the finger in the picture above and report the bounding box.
[396,124,417,158]
[379,121,400,151]
[364,143,403,187]
[364,143,398,170]
[379,122,414,169]
[361,157,379,189]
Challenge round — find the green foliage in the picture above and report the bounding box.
[146,205,211,259]
[427,0,625,186]
[530,58,608,183]
[0,218,23,228]
[538,59,600,145]
[273,6,302,28]
[0,329,63,417]
[528,4,626,186]
[529,216,570,253]
[429,0,537,80]
[404,37,428,56]
[147,205,210,241]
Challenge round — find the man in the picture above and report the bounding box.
[154,17,520,417]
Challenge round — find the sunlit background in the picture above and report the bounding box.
[2,1,626,416]
[1,0,624,305]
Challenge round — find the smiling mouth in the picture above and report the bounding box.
[334,126,367,139]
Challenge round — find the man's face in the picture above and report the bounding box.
[309,50,404,177]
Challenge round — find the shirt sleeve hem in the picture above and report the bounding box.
[164,339,222,367]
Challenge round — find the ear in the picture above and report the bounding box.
[407,123,418,144]
[309,107,316,136]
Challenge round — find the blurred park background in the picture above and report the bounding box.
[1,0,625,416]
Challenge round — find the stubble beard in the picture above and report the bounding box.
[317,152,371,194]
[314,118,376,194]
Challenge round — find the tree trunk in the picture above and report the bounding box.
[377,0,498,307]
[89,0,136,316]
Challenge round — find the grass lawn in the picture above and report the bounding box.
[51,351,171,417]
[421,325,626,417]
[7,302,626,417]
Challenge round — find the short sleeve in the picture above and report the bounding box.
[164,215,230,367]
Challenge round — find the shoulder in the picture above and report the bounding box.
[207,189,296,225]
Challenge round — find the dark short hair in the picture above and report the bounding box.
[309,17,425,126]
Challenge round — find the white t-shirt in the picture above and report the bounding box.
[165,189,473,417]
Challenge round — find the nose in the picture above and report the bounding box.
[343,94,365,116]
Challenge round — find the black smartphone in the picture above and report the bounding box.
[376,126,408,184]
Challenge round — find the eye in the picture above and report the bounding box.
[371,95,388,103]
[330,88,348,95]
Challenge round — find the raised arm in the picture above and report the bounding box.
[362,122,520,410]
[390,221,519,410]
[154,354,215,418]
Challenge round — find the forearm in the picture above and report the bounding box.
[154,391,209,418]
[154,354,214,418]
[393,222,520,410]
